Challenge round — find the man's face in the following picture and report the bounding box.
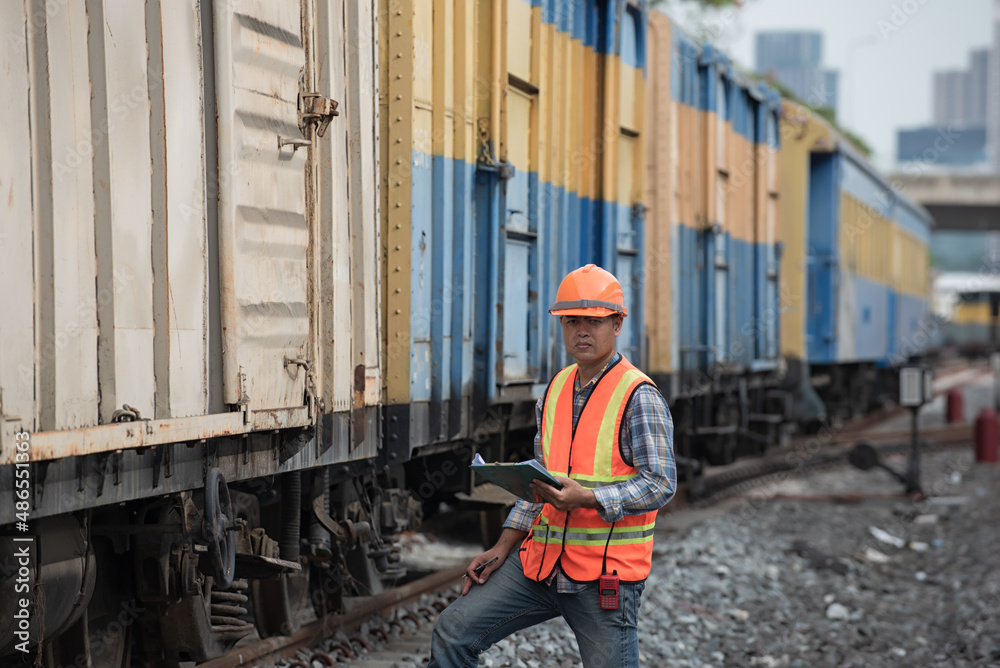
[560,314,622,366]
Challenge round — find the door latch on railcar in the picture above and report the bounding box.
[298,92,339,138]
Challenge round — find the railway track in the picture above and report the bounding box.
[198,566,466,667]
[685,421,974,506]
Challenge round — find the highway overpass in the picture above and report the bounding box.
[889,172,1000,230]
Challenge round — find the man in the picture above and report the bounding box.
[429,264,676,668]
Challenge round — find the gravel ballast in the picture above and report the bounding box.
[470,447,1000,668]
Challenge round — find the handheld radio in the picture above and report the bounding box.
[599,570,619,610]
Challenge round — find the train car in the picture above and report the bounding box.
[778,101,933,421]
[380,0,649,474]
[946,291,1000,347]
[0,1,401,663]
[935,273,1000,351]
[644,11,784,468]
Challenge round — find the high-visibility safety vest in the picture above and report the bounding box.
[520,356,659,583]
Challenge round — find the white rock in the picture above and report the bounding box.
[823,593,835,604]
[915,571,927,581]
[715,564,730,577]
[825,603,849,620]
[726,608,750,621]
[890,647,907,657]
[868,526,905,548]
[862,547,891,563]
[765,565,781,580]
[909,541,929,552]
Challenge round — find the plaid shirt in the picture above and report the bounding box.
[503,353,676,592]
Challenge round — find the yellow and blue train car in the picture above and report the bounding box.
[381,0,648,462]
[943,291,1000,349]
[644,12,784,466]
[778,101,931,420]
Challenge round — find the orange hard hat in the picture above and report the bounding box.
[549,264,627,318]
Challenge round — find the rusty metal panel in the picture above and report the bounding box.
[37,0,101,431]
[149,0,209,418]
[316,0,355,417]
[88,0,157,423]
[0,0,36,432]
[347,0,382,411]
[314,0,381,458]
[214,0,310,410]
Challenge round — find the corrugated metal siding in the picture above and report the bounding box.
[214,0,310,410]
[1,0,381,463]
[385,0,647,449]
[1,1,36,432]
[755,108,781,362]
[150,0,210,419]
[806,152,840,364]
[316,0,382,456]
[778,101,832,363]
[36,1,101,431]
[642,11,675,382]
[90,0,157,423]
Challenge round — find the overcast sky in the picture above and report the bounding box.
[662,0,994,170]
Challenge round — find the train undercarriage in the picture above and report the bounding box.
[0,444,423,667]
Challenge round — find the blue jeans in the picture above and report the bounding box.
[428,552,645,668]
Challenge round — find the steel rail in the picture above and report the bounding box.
[197,565,466,668]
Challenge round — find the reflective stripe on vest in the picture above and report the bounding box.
[520,357,659,583]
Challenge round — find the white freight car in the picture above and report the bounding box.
[0,1,397,663]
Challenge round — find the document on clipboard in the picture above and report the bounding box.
[470,453,563,502]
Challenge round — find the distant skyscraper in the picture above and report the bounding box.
[933,50,990,128]
[990,0,1000,170]
[969,49,990,127]
[756,31,839,113]
[934,71,970,127]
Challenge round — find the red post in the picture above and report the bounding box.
[946,389,965,424]
[974,408,999,463]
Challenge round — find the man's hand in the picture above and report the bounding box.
[461,547,506,595]
[461,528,527,595]
[529,476,599,512]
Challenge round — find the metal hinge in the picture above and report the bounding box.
[299,92,339,138]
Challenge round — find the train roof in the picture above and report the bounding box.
[782,99,935,231]
[658,9,782,113]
